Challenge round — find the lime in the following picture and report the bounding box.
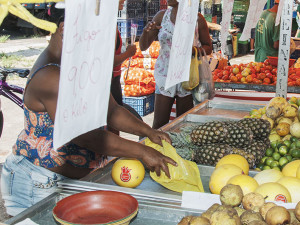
[270,161,279,168]
[257,163,264,170]
[291,149,300,158]
[263,165,271,170]
[265,148,274,157]
[274,147,279,153]
[277,143,285,149]
[290,136,298,143]
[270,141,278,149]
[296,140,300,148]
[283,140,291,149]
[260,156,268,164]
[265,157,274,166]
[279,157,289,167]
[272,152,281,161]
[290,142,297,150]
[279,146,288,156]
[286,155,293,162]
[272,166,281,171]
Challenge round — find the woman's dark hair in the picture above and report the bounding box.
[49,3,65,25]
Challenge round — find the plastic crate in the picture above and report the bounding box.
[123,94,155,117]
[127,0,146,18]
[117,19,131,39]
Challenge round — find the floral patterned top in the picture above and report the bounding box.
[13,64,108,169]
[154,7,191,98]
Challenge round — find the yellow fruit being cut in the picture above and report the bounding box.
[277,176,300,203]
[209,164,243,195]
[255,182,292,203]
[282,160,300,177]
[254,169,283,185]
[215,154,249,175]
[227,174,259,195]
[111,158,145,188]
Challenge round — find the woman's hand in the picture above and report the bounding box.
[141,145,177,178]
[147,129,172,146]
[126,44,137,58]
[143,21,162,33]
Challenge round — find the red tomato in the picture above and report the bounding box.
[258,73,266,80]
[246,75,253,83]
[263,78,271,84]
[296,78,300,86]
[266,73,273,79]
[230,76,238,82]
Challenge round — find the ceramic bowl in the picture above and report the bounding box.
[53,190,138,225]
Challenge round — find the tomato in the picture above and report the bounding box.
[265,65,272,71]
[253,78,262,84]
[264,59,270,65]
[272,68,277,74]
[296,78,300,86]
[222,75,229,80]
[266,73,273,79]
[241,77,246,83]
[213,75,218,81]
[236,74,243,81]
[263,78,271,84]
[230,76,238,82]
[258,73,266,80]
[252,74,257,79]
[246,75,253,83]
[223,70,229,76]
[218,73,223,79]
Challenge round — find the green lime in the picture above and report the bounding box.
[286,155,293,162]
[296,140,300,148]
[277,143,285,149]
[290,142,297,150]
[270,161,279,168]
[265,157,274,166]
[279,146,288,156]
[272,152,281,161]
[257,163,264,170]
[291,136,298,143]
[279,157,289,167]
[291,149,300,158]
[274,147,279,153]
[265,148,274,157]
[270,141,278,149]
[272,166,281,171]
[260,156,268,164]
[283,140,291,149]
[263,165,271,170]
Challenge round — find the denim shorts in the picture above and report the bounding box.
[1,154,66,216]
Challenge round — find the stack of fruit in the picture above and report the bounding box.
[212,59,300,86]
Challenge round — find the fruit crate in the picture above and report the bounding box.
[123,94,155,117]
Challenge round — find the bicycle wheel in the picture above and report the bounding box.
[0,111,3,138]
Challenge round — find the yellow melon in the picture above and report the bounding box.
[255,182,292,203]
[227,174,259,195]
[216,154,249,175]
[282,160,300,177]
[277,176,300,203]
[253,169,283,185]
[111,158,145,188]
[209,164,243,195]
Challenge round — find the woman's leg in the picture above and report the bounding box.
[176,94,194,117]
[152,94,175,129]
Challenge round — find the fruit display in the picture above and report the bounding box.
[212,59,300,86]
[177,183,300,225]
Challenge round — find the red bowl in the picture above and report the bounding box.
[53,191,138,225]
[267,56,295,67]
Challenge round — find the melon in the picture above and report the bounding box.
[253,169,283,185]
[255,182,292,203]
[227,174,258,195]
[282,160,300,177]
[277,176,300,203]
[209,164,243,195]
[111,158,145,188]
[216,154,249,175]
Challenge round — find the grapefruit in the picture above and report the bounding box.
[277,176,300,203]
[255,182,292,203]
[215,154,249,175]
[253,169,283,185]
[111,158,145,188]
[282,160,300,177]
[227,174,259,195]
[209,164,243,195]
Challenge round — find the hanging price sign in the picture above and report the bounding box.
[276,0,293,98]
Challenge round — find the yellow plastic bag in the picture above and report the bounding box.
[145,138,204,193]
[182,47,201,91]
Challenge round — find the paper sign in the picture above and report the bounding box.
[276,0,293,98]
[165,0,199,90]
[276,0,286,26]
[181,191,221,210]
[53,0,119,149]
[239,0,268,41]
[220,0,234,54]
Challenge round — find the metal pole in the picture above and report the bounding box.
[276,0,293,98]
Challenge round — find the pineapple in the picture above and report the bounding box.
[231,148,256,168]
[243,140,269,164]
[191,122,229,145]
[225,123,253,147]
[176,147,195,161]
[238,118,271,141]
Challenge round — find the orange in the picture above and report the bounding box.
[111,158,145,188]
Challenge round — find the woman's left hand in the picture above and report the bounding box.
[148,129,171,146]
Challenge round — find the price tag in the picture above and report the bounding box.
[276,0,293,98]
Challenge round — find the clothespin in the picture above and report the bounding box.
[95,0,100,16]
